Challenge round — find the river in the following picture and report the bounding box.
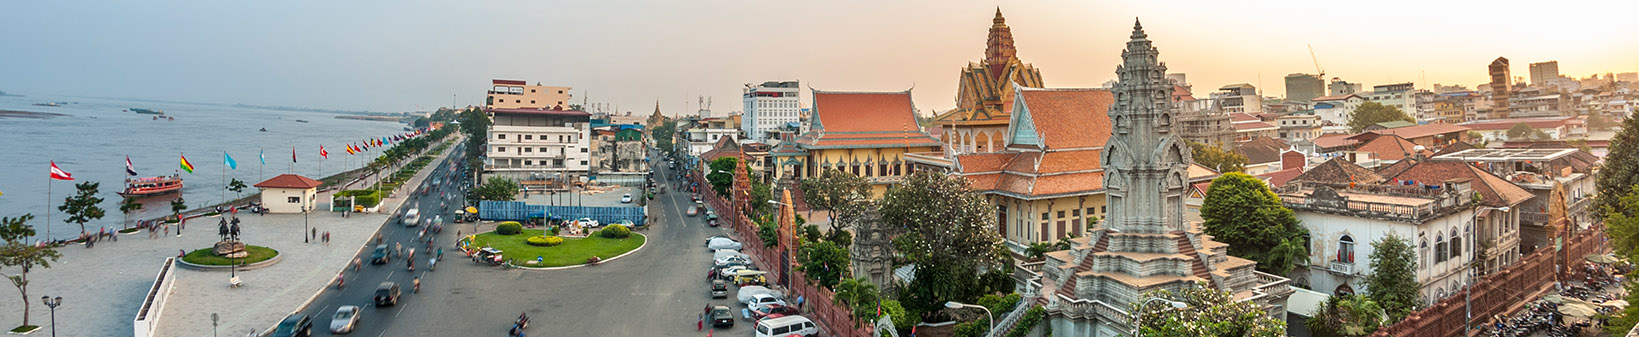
[0,94,412,240]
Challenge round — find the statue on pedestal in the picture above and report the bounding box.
[213,216,247,258]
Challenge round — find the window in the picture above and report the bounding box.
[1450,229,1462,259]
[1101,206,1107,213]
[496,147,506,152]
[1435,234,1447,262]
[524,160,533,165]
[287,196,300,203]
[554,159,564,167]
[580,160,587,166]
[530,100,536,104]
[581,148,588,153]
[558,90,564,94]
[1339,235,1356,263]
[1040,212,1049,221]
[539,147,548,152]
[515,99,520,103]
[1072,209,1080,217]
[1057,211,1066,218]
[1086,208,1095,216]
[525,135,533,140]
[497,134,506,139]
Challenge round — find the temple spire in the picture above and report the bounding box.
[1131,18,1146,39]
[994,7,1004,24]
[984,9,1018,79]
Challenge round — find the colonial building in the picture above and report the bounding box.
[1430,148,1599,257]
[769,90,942,197]
[933,9,1045,155]
[1382,158,1533,273]
[1024,21,1291,336]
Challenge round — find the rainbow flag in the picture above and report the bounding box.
[180,154,195,173]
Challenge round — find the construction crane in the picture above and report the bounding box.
[1308,44,1325,78]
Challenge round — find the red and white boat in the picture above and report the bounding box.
[119,175,184,196]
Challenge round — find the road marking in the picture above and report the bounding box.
[386,270,395,279]
[395,304,407,318]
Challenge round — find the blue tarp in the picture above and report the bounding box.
[478,200,646,226]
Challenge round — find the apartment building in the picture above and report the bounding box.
[486,79,572,110]
[742,81,801,143]
[483,107,592,182]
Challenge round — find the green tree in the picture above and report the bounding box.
[747,175,773,218]
[799,241,850,289]
[705,157,738,196]
[800,168,873,234]
[1567,139,1593,153]
[833,277,881,320]
[170,197,187,220]
[458,107,492,173]
[1306,294,1386,337]
[882,171,1003,314]
[1347,102,1415,133]
[1505,123,1536,140]
[1132,284,1284,337]
[0,214,62,330]
[1364,233,1420,320]
[119,197,142,230]
[471,177,519,201]
[1188,141,1248,173]
[1589,112,1618,131]
[226,178,248,199]
[57,181,106,236]
[1199,172,1308,275]
[1597,114,1639,217]
[651,120,677,154]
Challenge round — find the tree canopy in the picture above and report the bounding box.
[471,176,519,201]
[1199,172,1309,275]
[1347,102,1414,133]
[58,181,106,235]
[799,241,850,289]
[706,157,738,196]
[1132,284,1284,337]
[1595,114,1639,218]
[1365,233,1420,320]
[651,120,677,154]
[881,171,1004,315]
[1306,294,1386,337]
[800,168,872,233]
[0,214,61,327]
[1188,141,1248,173]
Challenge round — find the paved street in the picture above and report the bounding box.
[295,151,764,337]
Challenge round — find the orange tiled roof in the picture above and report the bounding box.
[800,90,942,150]
[255,174,322,189]
[1351,135,1428,162]
[1383,160,1534,207]
[953,88,1112,199]
[1016,88,1113,149]
[1257,167,1305,188]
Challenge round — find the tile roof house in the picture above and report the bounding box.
[1233,137,1290,175]
[1347,134,1433,168]
[254,174,323,214]
[1382,160,1533,209]
[1290,158,1384,185]
[767,90,943,195]
[1346,123,1471,149]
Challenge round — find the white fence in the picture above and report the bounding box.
[132,257,177,337]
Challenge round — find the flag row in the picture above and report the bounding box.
[49,128,431,180]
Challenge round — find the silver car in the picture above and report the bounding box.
[330,305,360,334]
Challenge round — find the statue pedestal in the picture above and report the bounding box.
[214,241,247,258]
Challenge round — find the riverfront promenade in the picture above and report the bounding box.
[0,139,459,337]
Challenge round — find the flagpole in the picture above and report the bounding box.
[44,174,51,243]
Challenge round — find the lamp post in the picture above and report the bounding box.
[945,301,995,333]
[1466,205,1509,336]
[301,205,310,243]
[40,296,61,337]
[1131,298,1187,336]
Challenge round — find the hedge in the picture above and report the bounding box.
[526,235,564,247]
[333,189,382,207]
[496,222,523,235]
[599,224,631,239]
[1004,306,1048,337]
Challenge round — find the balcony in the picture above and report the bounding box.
[1520,211,1549,226]
[1327,261,1355,276]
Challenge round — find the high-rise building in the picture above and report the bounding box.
[741,81,801,143]
[1284,73,1325,102]
[1026,20,1290,335]
[485,79,572,110]
[1489,57,1513,119]
[1617,72,1638,82]
[1529,61,1560,86]
[932,9,1045,155]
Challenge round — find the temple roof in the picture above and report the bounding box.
[797,90,941,150]
[957,88,1113,199]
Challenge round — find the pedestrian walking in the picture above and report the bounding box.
[323,231,330,245]
[697,313,703,331]
[311,228,318,241]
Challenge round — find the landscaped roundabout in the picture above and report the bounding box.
[466,222,646,268]
[181,245,279,265]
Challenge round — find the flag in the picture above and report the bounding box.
[876,298,882,317]
[125,156,138,176]
[49,161,74,180]
[224,152,238,170]
[292,146,297,163]
[320,145,328,159]
[259,149,266,165]
[345,145,355,155]
[179,155,195,173]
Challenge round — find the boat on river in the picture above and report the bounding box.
[130,108,165,115]
[119,175,184,197]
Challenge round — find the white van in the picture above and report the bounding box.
[754,316,817,337]
[402,209,420,226]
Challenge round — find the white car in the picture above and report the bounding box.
[707,237,743,251]
[330,305,360,334]
[577,218,600,229]
[620,194,633,203]
[745,293,787,312]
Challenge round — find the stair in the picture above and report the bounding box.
[1053,235,1109,300]
[1175,234,1216,288]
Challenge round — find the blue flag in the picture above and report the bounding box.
[259,149,266,165]
[224,152,238,170]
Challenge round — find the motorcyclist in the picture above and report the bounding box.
[335,273,344,289]
[412,276,420,293]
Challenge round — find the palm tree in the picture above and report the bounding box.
[832,277,879,319]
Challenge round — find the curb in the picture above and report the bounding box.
[511,233,649,271]
[175,252,283,271]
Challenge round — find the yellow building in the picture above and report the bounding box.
[768,90,941,196]
[931,9,1045,155]
[486,79,573,110]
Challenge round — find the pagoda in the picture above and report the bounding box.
[933,8,1045,154]
[1022,19,1292,336]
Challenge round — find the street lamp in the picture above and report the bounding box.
[1131,298,1187,336]
[945,301,995,333]
[301,205,310,243]
[40,296,61,337]
[1467,205,1509,335]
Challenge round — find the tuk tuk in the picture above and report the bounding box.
[733,270,769,286]
[474,247,504,265]
[453,210,465,223]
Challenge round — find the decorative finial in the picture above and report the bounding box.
[1131,18,1147,39]
[993,7,1005,24]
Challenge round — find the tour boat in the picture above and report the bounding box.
[130,108,165,115]
[259,127,268,132]
[119,175,184,197]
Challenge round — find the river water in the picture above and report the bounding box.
[0,94,410,240]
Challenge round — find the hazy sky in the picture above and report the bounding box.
[3,1,1636,116]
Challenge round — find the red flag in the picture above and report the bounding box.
[320,145,329,159]
[292,146,297,163]
[49,161,74,180]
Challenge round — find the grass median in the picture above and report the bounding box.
[181,245,279,265]
[468,229,644,268]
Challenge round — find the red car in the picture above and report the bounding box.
[750,303,798,320]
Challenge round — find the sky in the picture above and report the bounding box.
[2,0,1636,117]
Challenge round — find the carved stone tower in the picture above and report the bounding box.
[1102,19,1193,234]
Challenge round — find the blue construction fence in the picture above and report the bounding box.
[478,200,647,226]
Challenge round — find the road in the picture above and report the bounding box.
[298,149,755,336]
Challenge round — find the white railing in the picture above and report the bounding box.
[132,257,177,337]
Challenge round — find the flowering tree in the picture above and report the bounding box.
[1132,284,1283,337]
[881,171,1004,315]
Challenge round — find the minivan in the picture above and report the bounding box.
[402,209,420,226]
[754,316,817,337]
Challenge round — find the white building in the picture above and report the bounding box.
[1312,94,1364,126]
[483,107,593,182]
[742,81,801,143]
[254,174,322,214]
[1365,82,1417,114]
[1280,180,1477,304]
